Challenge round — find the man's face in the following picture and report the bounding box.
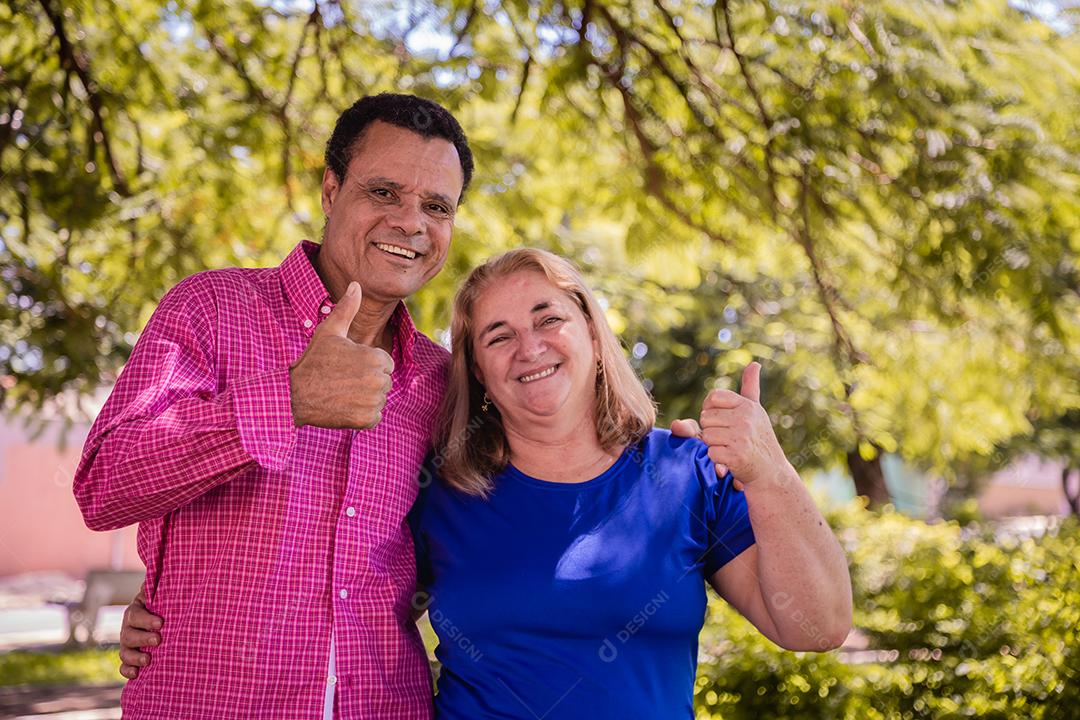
[319,121,464,304]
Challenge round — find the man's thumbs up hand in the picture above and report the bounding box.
[289,282,395,429]
[318,282,364,338]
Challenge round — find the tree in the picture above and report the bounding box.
[3,0,1078,504]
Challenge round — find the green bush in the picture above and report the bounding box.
[694,505,1080,719]
[0,647,119,687]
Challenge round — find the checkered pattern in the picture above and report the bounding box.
[74,241,446,719]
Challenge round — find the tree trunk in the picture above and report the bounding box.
[847,446,890,509]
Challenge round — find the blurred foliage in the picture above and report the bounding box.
[0,646,119,686]
[694,504,1080,718]
[2,0,1078,500]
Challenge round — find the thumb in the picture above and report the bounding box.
[320,282,363,338]
[740,361,761,404]
[670,418,702,439]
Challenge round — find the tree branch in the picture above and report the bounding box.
[795,167,867,366]
[280,5,322,215]
[717,0,779,217]
[39,0,130,195]
[448,0,477,57]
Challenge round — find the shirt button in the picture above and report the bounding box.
[303,319,313,329]
[327,675,337,685]
[339,588,348,599]
[345,506,356,518]
[321,305,332,315]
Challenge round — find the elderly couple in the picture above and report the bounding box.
[74,93,851,719]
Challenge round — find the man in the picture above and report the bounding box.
[74,93,473,719]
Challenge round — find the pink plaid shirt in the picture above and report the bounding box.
[74,241,446,719]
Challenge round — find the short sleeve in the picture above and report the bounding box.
[694,443,756,576]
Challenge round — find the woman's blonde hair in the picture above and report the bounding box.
[434,248,656,495]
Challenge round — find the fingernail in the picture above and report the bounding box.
[150,637,158,645]
[140,657,148,666]
[153,620,162,629]
[346,282,358,297]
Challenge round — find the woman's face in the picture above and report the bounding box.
[470,270,599,426]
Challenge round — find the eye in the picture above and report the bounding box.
[371,187,394,199]
[541,316,563,327]
[426,203,451,215]
[487,335,508,347]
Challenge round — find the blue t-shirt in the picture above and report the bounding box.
[410,428,756,720]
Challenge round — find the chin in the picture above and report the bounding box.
[516,394,573,418]
[364,279,425,303]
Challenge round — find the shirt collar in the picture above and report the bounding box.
[280,241,331,332]
[279,240,418,368]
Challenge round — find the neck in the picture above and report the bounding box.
[347,298,398,350]
[503,409,623,483]
[315,252,397,351]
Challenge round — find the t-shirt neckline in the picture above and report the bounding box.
[503,440,641,491]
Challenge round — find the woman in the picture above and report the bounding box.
[119,248,852,718]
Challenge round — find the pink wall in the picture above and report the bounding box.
[978,455,1071,518]
[0,417,141,579]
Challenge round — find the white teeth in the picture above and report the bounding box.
[519,365,558,383]
[376,243,417,259]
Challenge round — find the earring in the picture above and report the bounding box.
[481,392,491,413]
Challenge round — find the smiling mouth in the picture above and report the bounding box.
[518,364,560,383]
[375,242,419,260]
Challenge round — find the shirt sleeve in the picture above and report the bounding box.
[73,274,298,531]
[407,461,436,592]
[694,442,756,576]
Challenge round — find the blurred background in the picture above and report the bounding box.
[1,0,1078,717]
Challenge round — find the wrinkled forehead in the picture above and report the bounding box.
[348,122,464,201]
[470,270,583,333]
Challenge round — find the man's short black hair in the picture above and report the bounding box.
[324,93,474,202]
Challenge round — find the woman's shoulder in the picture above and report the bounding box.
[636,426,709,462]
[633,427,727,500]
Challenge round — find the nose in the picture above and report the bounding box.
[385,198,424,237]
[515,329,545,362]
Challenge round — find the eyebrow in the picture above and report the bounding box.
[478,301,555,339]
[362,176,456,209]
